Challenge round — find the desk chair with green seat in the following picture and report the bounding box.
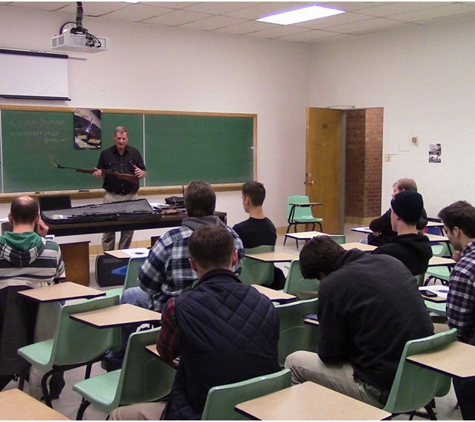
[201,368,291,420]
[283,260,320,300]
[17,295,121,408]
[239,245,274,286]
[383,328,457,419]
[73,326,176,420]
[105,256,147,299]
[274,297,319,367]
[284,195,323,247]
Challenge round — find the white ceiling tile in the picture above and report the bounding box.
[214,20,277,35]
[354,2,451,18]
[104,4,173,21]
[325,17,416,34]
[140,2,197,10]
[182,2,261,14]
[278,29,342,42]
[142,9,212,26]
[7,1,70,11]
[59,2,129,17]
[294,10,373,29]
[179,15,248,30]
[246,25,314,39]
[389,3,475,22]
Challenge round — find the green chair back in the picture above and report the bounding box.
[18,295,121,373]
[73,327,175,418]
[328,234,346,244]
[239,246,274,286]
[274,297,319,367]
[283,260,319,299]
[383,328,457,416]
[287,195,322,223]
[201,369,292,420]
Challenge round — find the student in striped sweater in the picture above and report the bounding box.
[0,196,65,399]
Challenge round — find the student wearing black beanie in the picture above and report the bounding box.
[371,191,432,276]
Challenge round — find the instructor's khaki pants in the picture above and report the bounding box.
[102,192,138,251]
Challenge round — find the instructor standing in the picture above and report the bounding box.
[93,126,146,251]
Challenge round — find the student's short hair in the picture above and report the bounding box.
[394,178,418,192]
[114,126,128,135]
[242,181,266,206]
[10,196,39,224]
[438,201,475,238]
[188,226,234,269]
[184,180,216,217]
[299,236,345,279]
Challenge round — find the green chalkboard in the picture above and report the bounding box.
[2,110,99,193]
[0,109,254,193]
[145,114,254,185]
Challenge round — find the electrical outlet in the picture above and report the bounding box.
[384,154,391,162]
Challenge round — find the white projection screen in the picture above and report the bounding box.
[0,49,69,100]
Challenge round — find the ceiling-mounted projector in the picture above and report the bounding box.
[52,31,109,53]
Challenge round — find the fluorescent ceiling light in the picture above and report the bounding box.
[257,5,345,25]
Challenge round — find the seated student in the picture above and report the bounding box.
[368,178,428,246]
[0,196,65,398]
[232,181,285,290]
[285,236,433,408]
[102,180,244,371]
[110,226,280,420]
[438,201,475,420]
[371,190,432,276]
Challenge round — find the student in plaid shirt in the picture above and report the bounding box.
[438,200,475,420]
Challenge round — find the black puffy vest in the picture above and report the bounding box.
[163,269,280,420]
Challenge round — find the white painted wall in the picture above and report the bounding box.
[0,5,311,245]
[309,16,475,218]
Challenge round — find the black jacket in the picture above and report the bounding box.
[317,249,433,391]
[371,233,433,275]
[164,269,280,420]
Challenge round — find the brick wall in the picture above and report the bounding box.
[345,108,383,225]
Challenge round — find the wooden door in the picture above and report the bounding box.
[306,108,342,234]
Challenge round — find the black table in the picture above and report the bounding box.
[44,211,227,236]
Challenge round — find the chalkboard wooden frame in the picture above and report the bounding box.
[0,106,256,202]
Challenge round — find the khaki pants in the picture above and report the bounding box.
[102,192,138,251]
[110,401,167,420]
[285,351,386,408]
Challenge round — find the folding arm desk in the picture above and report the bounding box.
[251,284,296,303]
[0,388,69,420]
[407,341,475,378]
[18,281,105,303]
[235,381,391,420]
[70,303,161,328]
[244,251,298,263]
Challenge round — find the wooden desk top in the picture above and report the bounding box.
[0,388,69,420]
[426,233,450,243]
[70,303,161,328]
[351,226,372,234]
[145,343,160,357]
[18,281,105,303]
[244,251,298,263]
[428,256,456,267]
[341,242,376,252]
[407,341,475,378]
[427,221,444,228]
[284,231,327,240]
[105,247,150,259]
[251,284,296,303]
[235,381,391,420]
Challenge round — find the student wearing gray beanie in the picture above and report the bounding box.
[371,191,432,276]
